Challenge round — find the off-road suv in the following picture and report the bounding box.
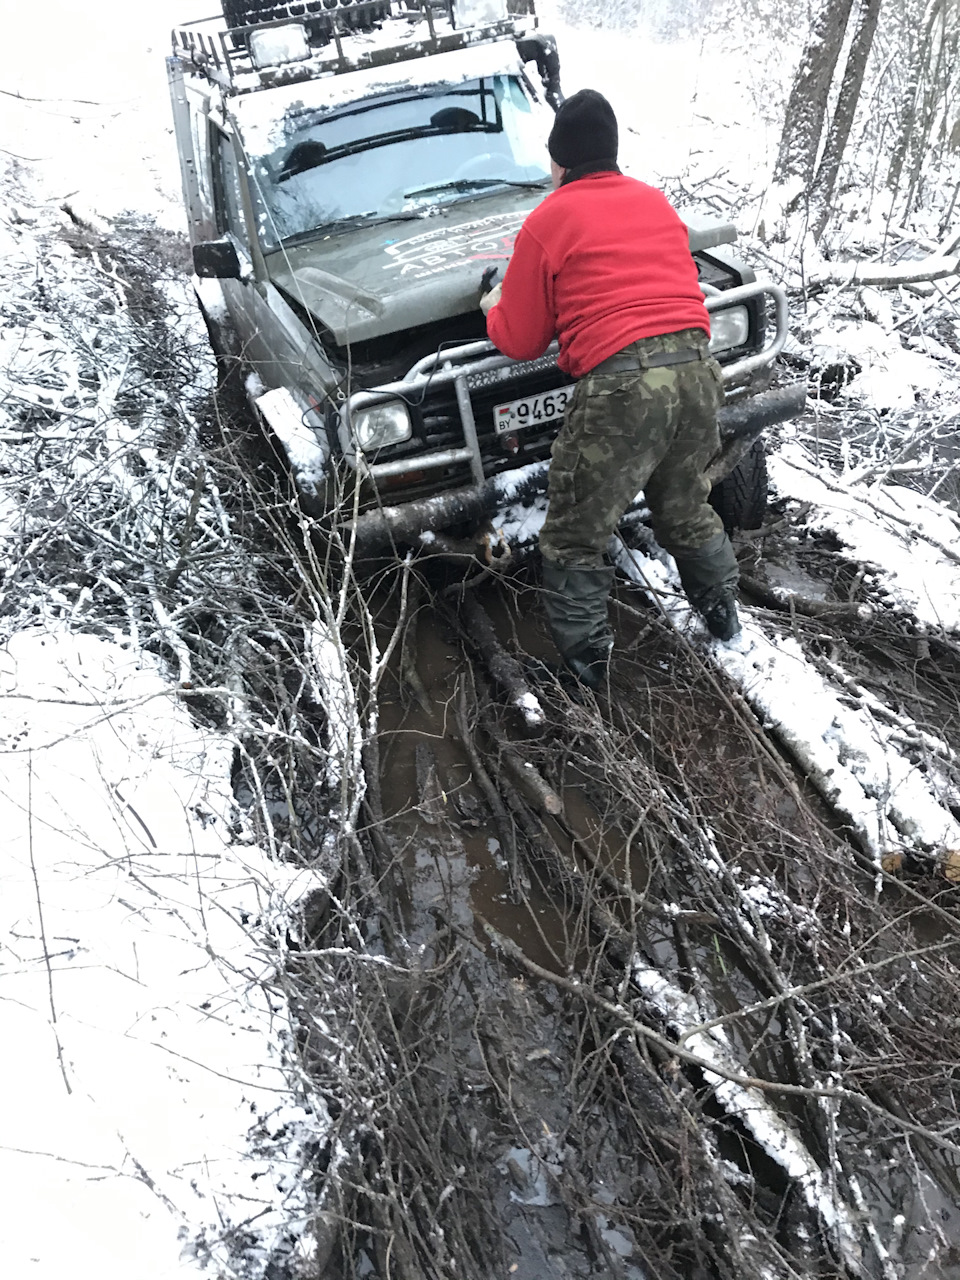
[168,0,804,552]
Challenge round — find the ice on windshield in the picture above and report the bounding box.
[245,75,552,248]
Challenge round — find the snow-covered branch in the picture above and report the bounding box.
[809,252,959,290]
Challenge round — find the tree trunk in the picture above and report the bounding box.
[887,0,941,196]
[903,0,950,217]
[773,0,856,195]
[809,0,883,239]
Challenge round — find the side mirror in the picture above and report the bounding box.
[193,238,242,280]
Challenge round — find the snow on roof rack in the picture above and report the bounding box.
[172,0,540,94]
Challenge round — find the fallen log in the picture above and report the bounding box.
[458,594,545,732]
[739,572,874,620]
[808,253,958,290]
[496,744,562,816]
[482,725,562,817]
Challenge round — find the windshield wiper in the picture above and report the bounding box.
[404,177,550,198]
[279,210,424,248]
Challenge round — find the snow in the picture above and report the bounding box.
[306,621,363,793]
[0,8,333,1269]
[513,687,546,729]
[0,629,323,1280]
[249,23,311,70]
[0,1,199,228]
[807,315,946,412]
[255,385,330,495]
[491,459,549,503]
[542,7,788,196]
[770,440,960,632]
[194,276,230,326]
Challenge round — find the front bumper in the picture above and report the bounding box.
[344,380,807,555]
[340,280,791,494]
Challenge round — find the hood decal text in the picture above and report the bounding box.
[383,211,526,279]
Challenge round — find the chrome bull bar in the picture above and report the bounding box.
[342,280,789,486]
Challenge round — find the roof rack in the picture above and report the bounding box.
[172,0,540,95]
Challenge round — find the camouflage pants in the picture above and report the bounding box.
[539,329,728,567]
[538,330,739,662]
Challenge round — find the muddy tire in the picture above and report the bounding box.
[194,291,248,448]
[709,436,768,532]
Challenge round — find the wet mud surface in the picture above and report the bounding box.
[176,341,960,1278]
[304,528,960,1280]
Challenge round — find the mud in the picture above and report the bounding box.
[320,525,960,1280]
[191,400,960,1279]
[179,327,960,1278]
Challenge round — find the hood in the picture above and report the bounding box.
[266,189,545,346]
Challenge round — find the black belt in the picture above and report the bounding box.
[591,346,705,375]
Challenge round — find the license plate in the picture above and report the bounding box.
[493,386,573,434]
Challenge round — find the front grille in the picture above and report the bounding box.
[359,313,763,512]
[420,363,571,474]
[355,362,568,510]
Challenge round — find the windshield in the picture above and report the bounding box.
[245,75,551,248]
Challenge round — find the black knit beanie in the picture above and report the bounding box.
[547,89,619,170]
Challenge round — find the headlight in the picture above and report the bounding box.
[708,305,750,354]
[350,401,412,452]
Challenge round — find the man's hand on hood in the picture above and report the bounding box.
[480,281,502,315]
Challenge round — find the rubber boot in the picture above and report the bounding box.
[701,595,741,641]
[541,559,615,687]
[673,531,741,640]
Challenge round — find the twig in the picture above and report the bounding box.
[27,750,72,1095]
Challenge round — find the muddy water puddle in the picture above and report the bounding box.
[370,581,674,1277]
[361,558,960,1279]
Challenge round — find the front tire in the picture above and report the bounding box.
[708,436,768,532]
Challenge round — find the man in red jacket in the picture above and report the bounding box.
[481,89,740,688]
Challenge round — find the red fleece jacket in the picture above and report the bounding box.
[485,171,709,379]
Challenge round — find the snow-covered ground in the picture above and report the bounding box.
[3,1,960,1276]
[0,632,318,1280]
[0,1,198,228]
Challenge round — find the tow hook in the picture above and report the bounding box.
[481,528,511,567]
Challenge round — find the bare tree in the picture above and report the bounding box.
[899,0,959,218]
[886,0,942,201]
[809,0,883,238]
[773,0,856,197]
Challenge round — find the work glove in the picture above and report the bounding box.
[480,281,502,315]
